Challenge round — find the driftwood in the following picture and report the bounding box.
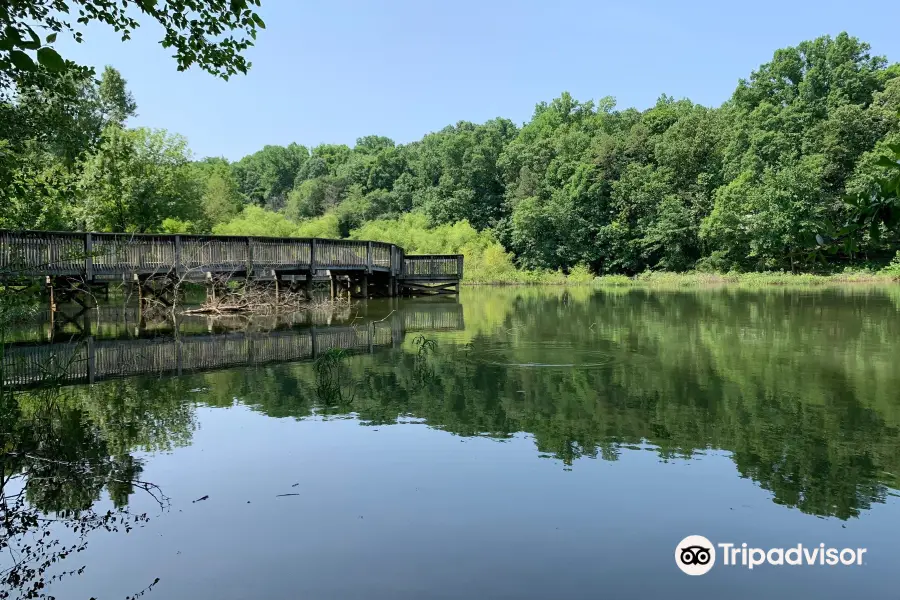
[181,276,350,316]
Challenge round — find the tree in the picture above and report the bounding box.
[233,143,308,208]
[354,135,395,155]
[97,65,137,126]
[77,126,201,232]
[704,33,897,269]
[190,157,244,228]
[307,143,353,178]
[284,176,347,221]
[0,66,137,229]
[406,118,517,230]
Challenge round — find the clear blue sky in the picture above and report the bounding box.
[57,0,900,161]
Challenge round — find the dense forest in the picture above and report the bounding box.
[2,32,900,277]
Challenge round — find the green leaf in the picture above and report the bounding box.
[1,26,20,50]
[869,219,881,244]
[46,32,57,44]
[3,25,22,43]
[251,13,266,29]
[20,25,41,49]
[875,156,900,169]
[9,49,36,71]
[37,46,65,71]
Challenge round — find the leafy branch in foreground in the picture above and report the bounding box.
[1,0,266,99]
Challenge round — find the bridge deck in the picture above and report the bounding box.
[0,230,463,288]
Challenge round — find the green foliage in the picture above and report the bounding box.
[233,143,309,209]
[212,205,297,237]
[190,157,244,228]
[0,66,138,228]
[881,252,900,276]
[409,118,517,229]
[349,213,578,283]
[284,175,346,220]
[96,65,136,126]
[566,263,594,283]
[0,0,264,95]
[295,213,340,238]
[77,126,201,232]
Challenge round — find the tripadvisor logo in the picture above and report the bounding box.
[675,535,867,576]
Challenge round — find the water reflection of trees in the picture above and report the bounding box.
[193,288,900,520]
[1,379,194,599]
[5,286,898,544]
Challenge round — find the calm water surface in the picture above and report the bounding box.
[4,286,900,599]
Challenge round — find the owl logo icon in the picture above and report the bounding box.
[675,535,716,575]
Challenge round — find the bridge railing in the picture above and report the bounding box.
[1,230,467,284]
[1,324,394,388]
[0,231,86,277]
[1,300,466,389]
[401,255,464,280]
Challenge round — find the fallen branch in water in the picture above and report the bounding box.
[181,275,352,316]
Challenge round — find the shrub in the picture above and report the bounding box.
[212,206,297,237]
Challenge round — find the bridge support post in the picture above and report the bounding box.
[46,277,98,312]
[46,277,56,312]
[274,272,280,307]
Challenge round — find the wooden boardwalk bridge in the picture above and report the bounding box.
[0,230,463,305]
[1,303,465,390]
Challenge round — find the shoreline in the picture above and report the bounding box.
[460,271,900,288]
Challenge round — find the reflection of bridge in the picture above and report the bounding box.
[0,230,463,300]
[2,303,465,390]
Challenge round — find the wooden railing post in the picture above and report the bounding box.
[310,238,317,272]
[246,237,253,277]
[457,255,464,280]
[84,232,93,281]
[174,235,183,276]
[366,241,373,274]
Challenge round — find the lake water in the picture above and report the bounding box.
[3,286,900,599]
